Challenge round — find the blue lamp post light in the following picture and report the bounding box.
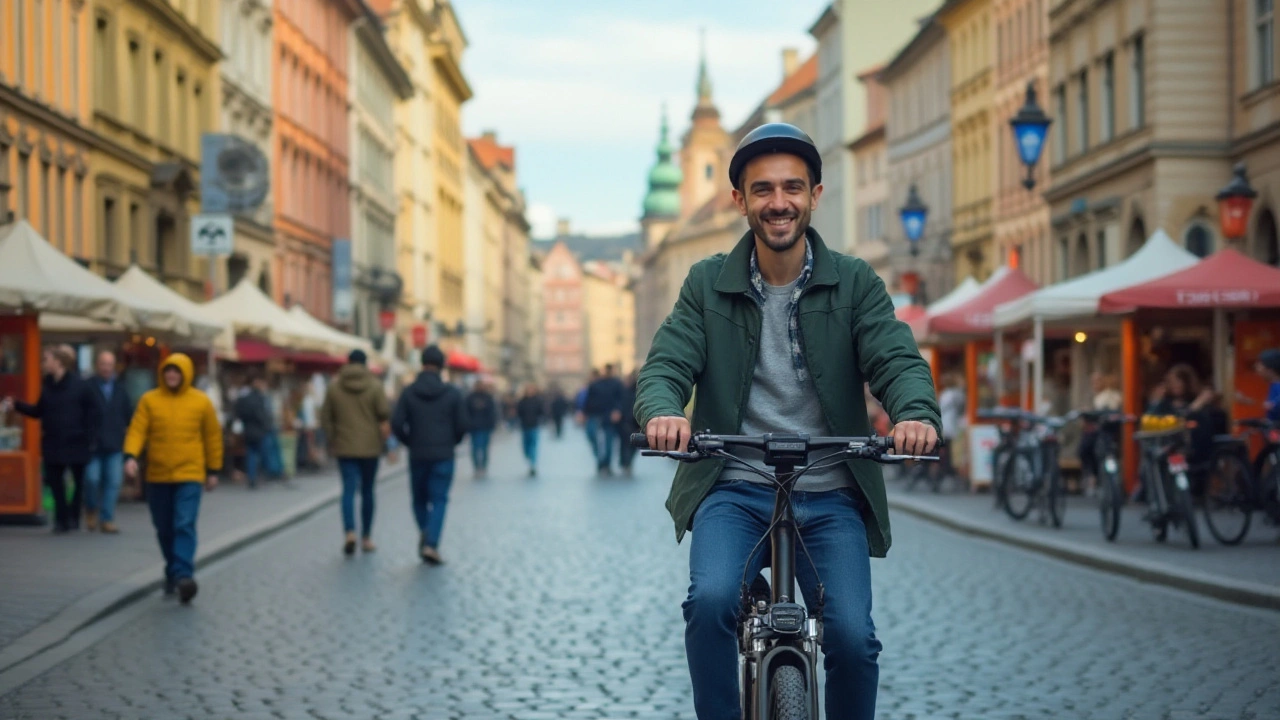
[899,183,928,258]
[1009,81,1052,190]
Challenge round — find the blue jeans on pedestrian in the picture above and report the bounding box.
[586,415,614,469]
[84,451,124,523]
[409,459,455,548]
[244,438,269,487]
[684,480,882,720]
[470,430,492,471]
[521,427,539,466]
[147,482,203,581]
[338,457,379,537]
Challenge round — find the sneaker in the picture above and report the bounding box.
[360,538,376,553]
[528,467,537,477]
[84,510,99,532]
[343,532,357,556]
[99,522,119,534]
[176,578,198,605]
[163,578,177,598]
[420,546,443,565]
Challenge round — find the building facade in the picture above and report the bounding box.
[349,7,411,338]
[1044,0,1230,281]
[993,0,1051,283]
[1,0,93,261]
[1226,0,1280,266]
[428,1,471,345]
[582,261,635,376]
[939,0,998,283]
[273,0,359,319]
[542,241,586,390]
[881,15,955,304]
[219,0,275,295]
[86,0,221,297]
[849,66,891,281]
[810,5,847,251]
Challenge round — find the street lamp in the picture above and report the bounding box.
[1009,80,1052,190]
[899,183,928,258]
[1216,162,1258,241]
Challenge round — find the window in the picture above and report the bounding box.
[40,160,50,235]
[15,0,24,87]
[1076,70,1089,153]
[52,0,61,105]
[1101,53,1115,142]
[1054,84,1067,164]
[56,167,66,247]
[1096,230,1108,270]
[1056,236,1069,281]
[34,0,43,94]
[129,39,145,127]
[1185,223,1214,258]
[102,196,117,263]
[1130,35,1145,128]
[705,163,713,181]
[176,71,187,153]
[1260,0,1276,86]
[16,152,29,220]
[94,15,112,112]
[155,51,168,142]
[73,174,83,256]
[70,13,79,115]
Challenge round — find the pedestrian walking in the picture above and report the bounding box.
[392,345,469,565]
[465,381,498,477]
[234,375,274,488]
[584,364,625,475]
[616,369,640,477]
[85,350,133,533]
[123,353,222,604]
[2,345,103,533]
[548,387,570,439]
[320,349,391,556]
[516,384,544,476]
[1257,349,1280,422]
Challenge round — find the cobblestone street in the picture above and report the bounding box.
[2,430,1279,719]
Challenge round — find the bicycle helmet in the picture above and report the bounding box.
[728,123,822,189]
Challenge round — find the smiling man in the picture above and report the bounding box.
[634,123,941,720]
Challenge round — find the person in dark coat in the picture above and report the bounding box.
[233,375,274,488]
[392,345,469,565]
[85,350,133,533]
[615,369,640,477]
[548,386,570,439]
[464,382,498,477]
[3,345,103,532]
[583,363,625,475]
[515,384,544,477]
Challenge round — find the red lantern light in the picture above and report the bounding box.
[411,324,428,349]
[378,310,396,331]
[1216,163,1258,241]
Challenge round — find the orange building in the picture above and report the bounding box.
[1,0,93,255]
[273,0,361,321]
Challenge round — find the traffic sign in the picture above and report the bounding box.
[191,214,234,256]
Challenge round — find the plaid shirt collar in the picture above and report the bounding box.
[748,240,814,382]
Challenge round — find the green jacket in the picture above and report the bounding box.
[634,229,940,557]
[320,363,391,459]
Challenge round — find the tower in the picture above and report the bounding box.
[641,106,682,249]
[680,29,732,217]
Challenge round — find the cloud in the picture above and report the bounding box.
[527,202,559,239]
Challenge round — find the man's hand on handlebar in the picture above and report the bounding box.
[645,415,692,453]
[891,420,938,456]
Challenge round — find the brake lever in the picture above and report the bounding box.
[640,450,703,462]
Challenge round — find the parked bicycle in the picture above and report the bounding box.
[1133,415,1200,549]
[976,407,1028,512]
[998,410,1080,528]
[1200,417,1280,545]
[1079,409,1135,542]
[631,431,938,720]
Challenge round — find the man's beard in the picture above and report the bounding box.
[748,206,810,254]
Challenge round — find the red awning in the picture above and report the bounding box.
[230,338,286,363]
[895,304,927,323]
[289,351,345,367]
[446,350,481,373]
[1098,248,1280,312]
[929,267,1039,336]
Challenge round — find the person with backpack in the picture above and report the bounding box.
[320,349,392,555]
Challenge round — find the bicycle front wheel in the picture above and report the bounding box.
[1003,452,1036,521]
[1202,452,1252,546]
[1171,472,1200,550]
[1097,457,1122,541]
[769,665,810,720]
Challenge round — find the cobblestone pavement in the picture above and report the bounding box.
[2,429,1278,719]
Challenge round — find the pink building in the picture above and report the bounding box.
[541,241,587,390]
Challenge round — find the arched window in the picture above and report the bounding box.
[1255,207,1279,266]
[1183,221,1214,258]
[1073,233,1090,277]
[1126,216,1146,257]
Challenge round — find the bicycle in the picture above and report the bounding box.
[1078,410,1134,542]
[998,410,1079,528]
[976,407,1028,512]
[1200,417,1280,545]
[631,431,938,720]
[1133,416,1200,549]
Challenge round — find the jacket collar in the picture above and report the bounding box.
[714,226,839,295]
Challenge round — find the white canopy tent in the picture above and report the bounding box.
[201,280,335,354]
[115,266,234,351]
[0,220,190,334]
[925,276,981,315]
[991,229,1200,410]
[287,305,375,358]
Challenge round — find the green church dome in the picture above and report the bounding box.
[642,108,682,220]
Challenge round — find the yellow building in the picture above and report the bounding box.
[1,0,93,258]
[582,261,635,376]
[938,0,997,283]
[84,0,221,297]
[429,1,471,344]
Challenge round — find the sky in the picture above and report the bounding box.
[458,0,829,239]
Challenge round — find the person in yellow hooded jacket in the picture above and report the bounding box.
[123,353,223,604]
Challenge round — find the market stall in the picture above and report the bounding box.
[906,276,981,390]
[201,279,337,355]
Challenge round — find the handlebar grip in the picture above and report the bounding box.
[630,433,650,449]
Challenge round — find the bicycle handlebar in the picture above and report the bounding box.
[629,432,940,463]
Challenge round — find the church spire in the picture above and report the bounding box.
[642,104,682,220]
[692,28,720,122]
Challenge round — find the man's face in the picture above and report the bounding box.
[163,367,183,390]
[41,352,59,376]
[96,352,116,379]
[732,154,822,254]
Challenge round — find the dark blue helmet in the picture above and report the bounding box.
[728,123,822,190]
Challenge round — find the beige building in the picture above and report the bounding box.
[939,0,998,284]
[582,261,635,376]
[1044,0,1231,281]
[993,0,1051,283]
[880,15,955,305]
[1228,0,1280,266]
[525,253,544,388]
[849,66,891,282]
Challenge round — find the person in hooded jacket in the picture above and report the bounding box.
[3,345,103,533]
[123,354,222,605]
[465,382,498,477]
[392,345,469,564]
[320,349,392,555]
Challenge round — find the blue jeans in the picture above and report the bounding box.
[147,482,203,581]
[409,459,455,548]
[244,438,269,487]
[586,415,614,469]
[470,430,492,471]
[85,451,124,522]
[521,427,539,465]
[338,457,379,537]
[685,481,881,720]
